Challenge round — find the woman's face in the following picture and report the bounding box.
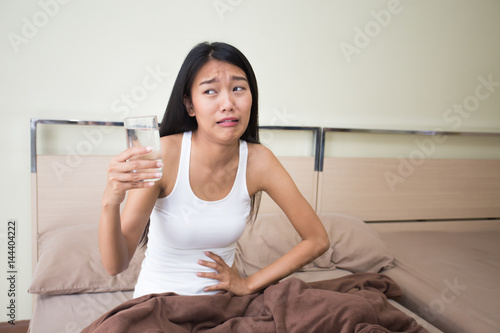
[185,59,252,144]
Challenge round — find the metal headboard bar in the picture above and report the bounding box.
[259,126,322,171]
[30,119,124,173]
[30,119,500,173]
[30,120,322,173]
[322,127,500,137]
[319,127,500,172]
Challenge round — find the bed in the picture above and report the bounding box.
[28,119,499,332]
[315,128,500,333]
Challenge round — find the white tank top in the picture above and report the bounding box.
[134,131,251,297]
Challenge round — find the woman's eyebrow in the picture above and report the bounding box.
[199,78,218,85]
[199,76,247,85]
[231,75,248,82]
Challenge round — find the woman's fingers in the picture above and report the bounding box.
[197,252,227,276]
[197,252,230,284]
[103,146,162,205]
[111,147,159,170]
[197,259,220,272]
[115,146,153,163]
[196,271,220,280]
[197,253,249,294]
[108,160,162,179]
[105,146,163,195]
[203,251,227,268]
[108,146,162,180]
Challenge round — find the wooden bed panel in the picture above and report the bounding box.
[31,173,40,272]
[255,156,318,214]
[35,155,318,226]
[317,157,500,221]
[32,154,316,272]
[35,155,111,235]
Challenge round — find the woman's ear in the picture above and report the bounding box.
[184,96,195,117]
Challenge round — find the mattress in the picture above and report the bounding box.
[375,220,500,333]
[29,291,133,332]
[29,269,443,333]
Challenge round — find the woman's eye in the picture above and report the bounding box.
[233,86,245,92]
[204,89,216,95]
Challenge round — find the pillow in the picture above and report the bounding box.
[235,213,335,277]
[235,212,394,277]
[29,225,144,295]
[317,212,394,273]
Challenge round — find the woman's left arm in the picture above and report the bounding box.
[199,144,330,295]
[243,145,330,293]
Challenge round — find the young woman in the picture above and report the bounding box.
[99,42,329,298]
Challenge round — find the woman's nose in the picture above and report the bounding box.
[220,90,235,112]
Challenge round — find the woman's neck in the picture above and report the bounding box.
[191,130,240,169]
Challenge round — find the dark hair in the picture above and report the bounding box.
[140,42,261,247]
[159,41,259,144]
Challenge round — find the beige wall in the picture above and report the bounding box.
[1,0,499,322]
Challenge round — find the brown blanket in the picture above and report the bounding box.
[82,273,428,333]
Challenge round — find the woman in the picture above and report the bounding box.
[99,42,330,298]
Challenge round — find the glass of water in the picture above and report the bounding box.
[124,115,162,182]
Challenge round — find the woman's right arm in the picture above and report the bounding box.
[99,146,163,276]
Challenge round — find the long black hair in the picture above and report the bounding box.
[140,42,261,247]
[159,41,259,144]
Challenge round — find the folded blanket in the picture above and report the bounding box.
[82,273,427,333]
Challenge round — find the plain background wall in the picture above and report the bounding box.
[1,0,499,322]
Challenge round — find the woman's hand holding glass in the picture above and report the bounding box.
[103,115,163,207]
[103,147,163,206]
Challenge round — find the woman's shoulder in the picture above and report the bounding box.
[159,133,184,167]
[247,141,272,157]
[247,142,279,169]
[246,142,287,194]
[160,132,184,153]
[158,133,184,195]
[161,132,183,145]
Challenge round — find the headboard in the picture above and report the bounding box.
[316,128,500,221]
[31,120,500,270]
[30,120,320,270]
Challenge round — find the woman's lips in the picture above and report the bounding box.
[217,118,239,127]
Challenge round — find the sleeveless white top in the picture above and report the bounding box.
[133,131,251,297]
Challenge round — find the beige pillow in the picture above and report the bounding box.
[235,212,394,277]
[235,213,335,277]
[318,212,394,273]
[29,225,144,295]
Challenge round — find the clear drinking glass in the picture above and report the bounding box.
[124,115,162,182]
